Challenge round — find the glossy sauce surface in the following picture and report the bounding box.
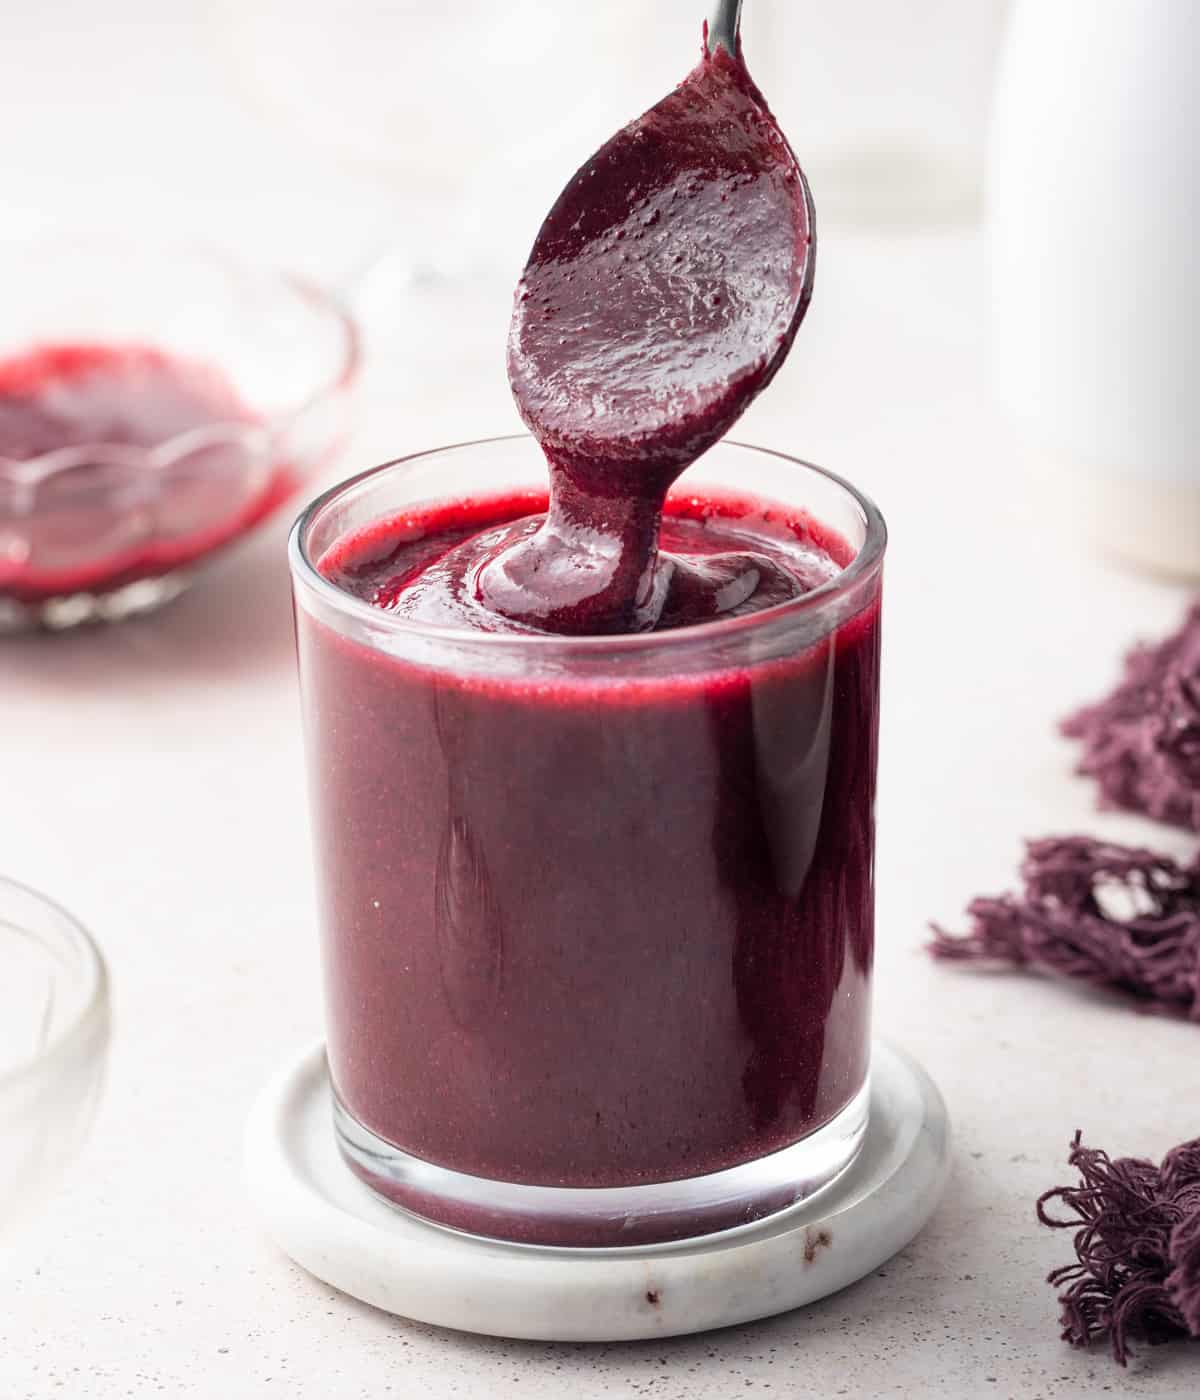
[492,42,814,635]
[325,489,841,635]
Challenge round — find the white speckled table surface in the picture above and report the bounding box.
[1,5,1196,1397]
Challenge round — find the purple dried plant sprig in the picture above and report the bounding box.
[1038,1132,1200,1364]
[1063,602,1200,832]
[929,836,1200,1019]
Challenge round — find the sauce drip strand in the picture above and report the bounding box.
[398,39,814,638]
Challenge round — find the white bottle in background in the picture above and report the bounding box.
[989,0,1200,577]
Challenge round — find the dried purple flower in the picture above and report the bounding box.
[1038,1132,1200,1364]
[1063,602,1200,831]
[929,836,1200,1019]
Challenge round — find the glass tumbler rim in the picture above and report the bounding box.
[0,875,110,1091]
[288,434,887,657]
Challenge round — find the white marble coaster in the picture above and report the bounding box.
[245,1040,950,1342]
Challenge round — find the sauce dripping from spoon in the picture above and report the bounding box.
[482,29,815,636]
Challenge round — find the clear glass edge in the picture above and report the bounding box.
[0,875,110,1090]
[288,435,888,659]
[0,235,361,488]
[334,1072,871,1257]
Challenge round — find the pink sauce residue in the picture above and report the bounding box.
[0,343,293,603]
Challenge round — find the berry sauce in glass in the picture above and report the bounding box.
[295,30,882,1245]
[303,487,879,1195]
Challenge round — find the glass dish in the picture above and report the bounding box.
[0,878,110,1230]
[291,436,886,1247]
[0,237,359,632]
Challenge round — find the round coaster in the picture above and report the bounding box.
[245,1040,951,1342]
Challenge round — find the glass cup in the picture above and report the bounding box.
[290,437,885,1248]
[0,237,359,633]
[0,878,109,1231]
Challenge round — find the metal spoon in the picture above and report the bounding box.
[707,0,743,55]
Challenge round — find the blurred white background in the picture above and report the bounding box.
[0,0,1012,431]
[0,0,1013,453]
[4,0,1008,270]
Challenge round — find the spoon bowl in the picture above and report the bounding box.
[508,17,814,486]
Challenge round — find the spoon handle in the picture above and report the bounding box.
[707,0,743,55]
